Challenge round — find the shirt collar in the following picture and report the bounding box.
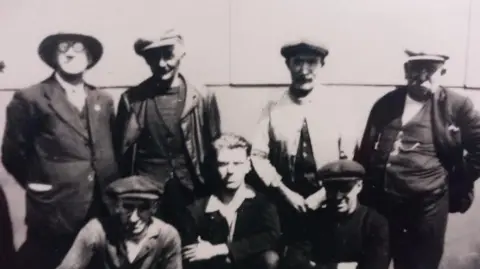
[54,72,85,94]
[205,185,256,214]
[286,84,325,106]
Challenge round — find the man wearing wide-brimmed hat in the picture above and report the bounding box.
[114,29,220,228]
[2,32,118,269]
[251,38,358,244]
[355,49,480,269]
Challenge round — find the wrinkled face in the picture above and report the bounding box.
[55,40,91,75]
[216,148,251,191]
[144,45,184,82]
[405,60,445,95]
[324,180,362,214]
[287,53,323,93]
[117,198,156,238]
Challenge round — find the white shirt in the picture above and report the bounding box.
[124,221,158,263]
[204,185,256,242]
[55,72,87,111]
[252,86,361,186]
[401,94,426,126]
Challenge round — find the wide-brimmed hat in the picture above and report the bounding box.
[38,32,103,69]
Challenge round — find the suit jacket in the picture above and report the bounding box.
[179,192,281,268]
[1,75,118,235]
[354,86,480,212]
[114,74,221,190]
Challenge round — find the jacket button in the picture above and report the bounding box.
[88,173,95,182]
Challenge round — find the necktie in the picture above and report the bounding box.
[294,119,319,195]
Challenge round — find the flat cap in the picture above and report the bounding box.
[317,160,365,182]
[281,39,329,59]
[405,49,449,63]
[106,176,161,200]
[134,28,183,56]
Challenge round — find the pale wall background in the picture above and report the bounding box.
[2,1,480,268]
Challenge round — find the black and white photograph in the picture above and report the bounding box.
[1,0,480,268]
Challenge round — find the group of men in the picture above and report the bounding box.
[1,28,480,269]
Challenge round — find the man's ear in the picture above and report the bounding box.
[440,68,447,76]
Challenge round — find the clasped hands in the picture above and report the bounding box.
[285,187,326,213]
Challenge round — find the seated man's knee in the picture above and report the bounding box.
[261,250,280,269]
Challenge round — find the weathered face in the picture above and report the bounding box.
[143,45,184,82]
[216,148,251,191]
[287,53,323,93]
[405,60,445,94]
[324,180,362,214]
[55,40,91,75]
[117,198,156,238]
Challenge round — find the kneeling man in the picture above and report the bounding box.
[181,134,281,269]
[56,175,182,269]
[284,160,390,269]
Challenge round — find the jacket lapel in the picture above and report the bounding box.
[43,76,89,139]
[85,86,102,143]
[180,76,200,120]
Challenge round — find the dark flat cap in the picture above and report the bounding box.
[281,39,329,59]
[106,176,161,200]
[317,160,365,182]
[134,28,183,56]
[405,49,449,63]
[38,32,103,69]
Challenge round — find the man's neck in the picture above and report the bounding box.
[125,227,149,244]
[289,87,313,100]
[55,71,85,86]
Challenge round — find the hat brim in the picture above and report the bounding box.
[117,192,160,200]
[281,43,329,59]
[38,33,103,69]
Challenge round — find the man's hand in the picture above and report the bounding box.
[305,188,326,211]
[183,237,228,262]
[284,189,308,213]
[338,262,358,269]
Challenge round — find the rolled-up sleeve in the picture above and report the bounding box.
[251,102,282,186]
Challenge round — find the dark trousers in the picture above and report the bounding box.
[187,250,279,269]
[16,230,75,269]
[159,176,209,228]
[381,188,449,269]
[0,187,15,269]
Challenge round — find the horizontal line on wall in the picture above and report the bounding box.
[0,83,473,91]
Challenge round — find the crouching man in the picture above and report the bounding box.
[56,175,182,269]
[283,160,390,269]
[180,134,281,269]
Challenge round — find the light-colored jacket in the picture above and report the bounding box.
[251,87,360,186]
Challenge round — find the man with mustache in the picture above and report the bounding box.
[354,50,480,269]
[283,160,390,269]
[2,32,118,269]
[115,29,220,228]
[251,39,357,244]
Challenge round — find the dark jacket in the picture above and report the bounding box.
[179,192,281,268]
[1,76,118,235]
[283,205,390,269]
[114,74,221,190]
[354,86,480,212]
